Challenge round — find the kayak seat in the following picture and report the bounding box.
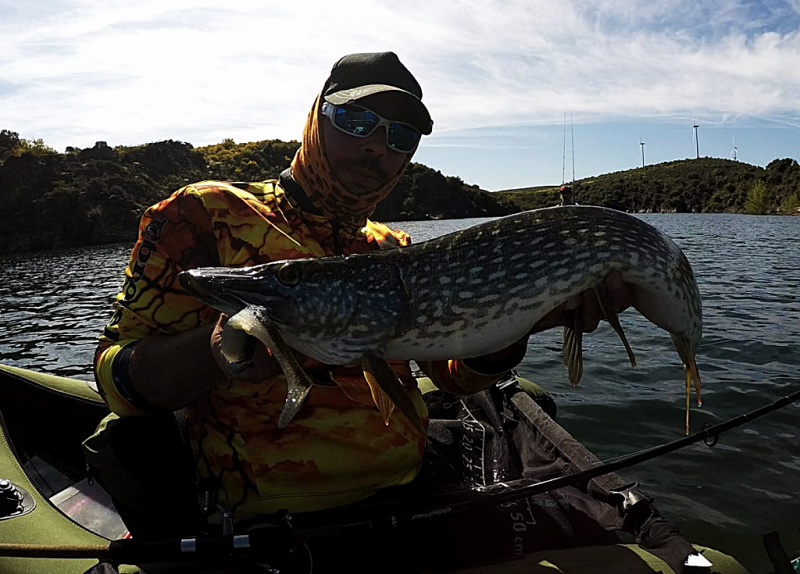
[83,413,203,540]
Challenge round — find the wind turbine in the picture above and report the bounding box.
[640,137,646,168]
[730,136,738,161]
[692,120,700,159]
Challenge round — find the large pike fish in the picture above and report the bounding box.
[179,206,703,434]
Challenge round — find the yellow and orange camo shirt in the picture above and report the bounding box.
[95,180,512,520]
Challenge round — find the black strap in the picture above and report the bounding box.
[279,168,345,255]
[279,168,321,215]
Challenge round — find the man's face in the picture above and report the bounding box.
[321,94,415,194]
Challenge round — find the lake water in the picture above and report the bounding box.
[1,212,799,572]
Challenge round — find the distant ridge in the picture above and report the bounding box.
[498,185,556,195]
[1,129,797,255]
[495,157,800,214]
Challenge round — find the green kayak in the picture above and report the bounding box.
[0,362,755,574]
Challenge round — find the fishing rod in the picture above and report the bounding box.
[2,387,798,562]
[354,385,800,528]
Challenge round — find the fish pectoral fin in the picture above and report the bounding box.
[688,361,703,407]
[562,312,584,387]
[362,352,425,435]
[592,281,637,368]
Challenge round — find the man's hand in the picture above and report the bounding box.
[210,314,279,383]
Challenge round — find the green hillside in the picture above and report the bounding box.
[496,157,800,215]
[1,128,797,255]
[0,131,516,255]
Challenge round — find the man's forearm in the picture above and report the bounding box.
[129,324,224,411]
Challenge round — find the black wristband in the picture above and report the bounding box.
[111,342,170,414]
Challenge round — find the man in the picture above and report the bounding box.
[559,184,576,205]
[90,52,633,547]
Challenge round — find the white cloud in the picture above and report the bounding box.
[1,0,799,151]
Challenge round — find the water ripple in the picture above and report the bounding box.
[2,214,799,571]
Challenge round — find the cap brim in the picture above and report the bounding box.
[324,84,433,135]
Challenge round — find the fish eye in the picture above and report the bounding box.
[276,263,302,286]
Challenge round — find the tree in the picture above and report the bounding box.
[779,193,800,215]
[0,129,21,162]
[18,138,56,155]
[744,180,771,215]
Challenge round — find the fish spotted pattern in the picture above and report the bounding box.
[181,205,703,433]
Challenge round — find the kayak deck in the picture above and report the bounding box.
[0,363,753,573]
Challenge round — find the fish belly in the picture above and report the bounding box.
[382,307,539,361]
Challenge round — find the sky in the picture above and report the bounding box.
[1,0,799,191]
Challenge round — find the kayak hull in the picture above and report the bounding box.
[0,364,752,574]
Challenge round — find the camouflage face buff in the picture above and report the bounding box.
[290,94,409,223]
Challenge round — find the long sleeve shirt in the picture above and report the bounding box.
[95,179,515,520]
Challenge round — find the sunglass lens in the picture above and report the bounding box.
[330,105,421,153]
[388,124,421,152]
[334,107,380,136]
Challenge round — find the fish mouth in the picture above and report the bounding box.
[179,268,268,318]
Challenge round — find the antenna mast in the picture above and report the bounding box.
[562,111,567,185]
[570,114,576,183]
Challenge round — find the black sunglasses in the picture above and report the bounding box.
[321,102,422,153]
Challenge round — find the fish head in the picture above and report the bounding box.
[179,264,269,317]
[178,255,406,364]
